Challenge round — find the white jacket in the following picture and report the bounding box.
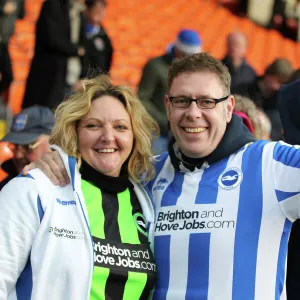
[0,146,155,300]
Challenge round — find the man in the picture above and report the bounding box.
[84,0,113,74]
[0,0,24,99]
[236,58,293,140]
[222,31,256,93]
[277,79,300,300]
[0,105,54,190]
[22,0,88,109]
[24,53,300,299]
[138,29,202,154]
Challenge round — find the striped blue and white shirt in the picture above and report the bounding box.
[147,140,300,300]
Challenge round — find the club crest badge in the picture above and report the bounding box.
[218,167,243,190]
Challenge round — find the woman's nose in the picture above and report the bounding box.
[100,127,114,143]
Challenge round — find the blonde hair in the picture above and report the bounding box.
[50,74,159,182]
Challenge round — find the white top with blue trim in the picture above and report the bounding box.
[147,140,300,300]
[0,146,154,300]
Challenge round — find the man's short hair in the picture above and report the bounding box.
[168,52,231,95]
[264,58,293,84]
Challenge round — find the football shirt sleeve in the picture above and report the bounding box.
[272,141,300,221]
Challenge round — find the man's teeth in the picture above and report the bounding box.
[184,127,207,133]
[97,149,116,153]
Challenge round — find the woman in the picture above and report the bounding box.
[0,74,159,299]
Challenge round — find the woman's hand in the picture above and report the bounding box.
[22,151,70,186]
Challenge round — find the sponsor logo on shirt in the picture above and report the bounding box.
[218,167,243,190]
[49,226,86,240]
[93,237,156,273]
[56,198,76,206]
[155,208,235,233]
[153,177,168,191]
[133,212,148,237]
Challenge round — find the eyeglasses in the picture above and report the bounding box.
[168,95,230,109]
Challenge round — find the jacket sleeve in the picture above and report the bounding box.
[272,142,300,221]
[35,0,79,57]
[0,44,13,94]
[0,175,41,298]
[137,61,169,134]
[104,33,113,73]
[17,0,25,19]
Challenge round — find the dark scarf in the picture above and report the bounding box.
[79,159,132,193]
[168,114,256,171]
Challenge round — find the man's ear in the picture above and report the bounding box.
[165,95,170,120]
[226,95,235,123]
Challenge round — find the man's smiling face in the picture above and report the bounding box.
[165,71,234,158]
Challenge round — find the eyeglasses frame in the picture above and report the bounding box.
[168,95,231,109]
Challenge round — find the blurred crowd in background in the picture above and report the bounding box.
[0,0,300,298]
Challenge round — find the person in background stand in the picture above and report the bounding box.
[0,105,54,190]
[222,31,257,93]
[22,0,89,109]
[277,79,300,300]
[138,29,202,154]
[84,0,113,74]
[0,0,24,100]
[236,58,293,140]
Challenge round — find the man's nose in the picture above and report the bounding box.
[185,101,203,120]
[14,146,25,159]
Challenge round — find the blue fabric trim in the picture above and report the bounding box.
[17,173,35,180]
[273,142,300,168]
[275,218,292,299]
[153,235,171,300]
[37,196,44,222]
[185,233,210,298]
[68,155,94,269]
[76,191,94,270]
[232,141,264,300]
[68,156,76,191]
[275,189,300,202]
[147,152,169,192]
[16,257,32,300]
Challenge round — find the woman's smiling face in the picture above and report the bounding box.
[77,95,133,177]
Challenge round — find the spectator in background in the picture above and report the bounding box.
[288,68,300,82]
[271,0,300,41]
[233,94,272,140]
[0,42,12,97]
[22,0,89,110]
[233,94,259,139]
[84,0,113,74]
[0,0,24,44]
[138,29,202,154]
[222,31,256,93]
[277,80,300,300]
[257,108,272,140]
[236,58,293,140]
[0,0,24,100]
[0,106,54,190]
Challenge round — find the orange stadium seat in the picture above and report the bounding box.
[7,0,300,110]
